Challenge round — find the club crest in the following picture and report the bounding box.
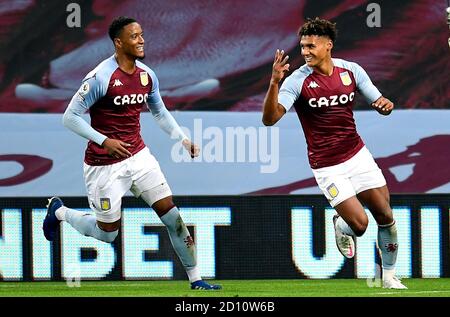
[340,71,352,86]
[100,198,111,211]
[140,72,149,86]
[326,183,339,199]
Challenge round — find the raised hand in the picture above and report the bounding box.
[271,49,290,84]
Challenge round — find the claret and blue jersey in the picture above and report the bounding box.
[278,58,382,169]
[64,55,178,166]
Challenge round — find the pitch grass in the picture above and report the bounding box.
[0,279,450,297]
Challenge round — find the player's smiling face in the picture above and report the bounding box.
[300,35,332,68]
[117,22,145,60]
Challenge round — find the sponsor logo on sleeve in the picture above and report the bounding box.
[79,81,90,96]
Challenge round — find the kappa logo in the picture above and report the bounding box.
[308,81,320,88]
[113,79,123,87]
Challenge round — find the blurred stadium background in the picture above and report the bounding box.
[0,0,449,293]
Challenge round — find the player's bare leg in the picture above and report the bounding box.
[357,186,407,289]
[332,196,368,258]
[145,194,221,290]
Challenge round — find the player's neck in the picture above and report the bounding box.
[313,58,334,76]
[114,53,136,74]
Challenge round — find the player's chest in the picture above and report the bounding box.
[105,70,152,107]
[300,71,356,110]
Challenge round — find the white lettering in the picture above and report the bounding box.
[113,93,148,105]
[366,3,382,28]
[329,95,339,106]
[122,95,130,105]
[308,92,355,108]
[122,208,231,279]
[66,3,81,28]
[339,94,349,104]
[61,209,115,280]
[0,209,23,280]
[317,97,329,108]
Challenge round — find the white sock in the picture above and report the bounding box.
[159,207,197,270]
[383,267,395,281]
[64,208,118,243]
[378,221,398,271]
[186,266,201,283]
[55,206,69,221]
[336,216,356,236]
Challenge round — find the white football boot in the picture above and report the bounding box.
[383,276,408,289]
[332,215,356,259]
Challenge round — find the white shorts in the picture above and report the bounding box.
[312,146,386,207]
[83,147,172,223]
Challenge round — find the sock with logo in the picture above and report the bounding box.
[377,221,398,274]
[57,207,118,243]
[159,206,198,280]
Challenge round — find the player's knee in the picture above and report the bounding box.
[96,220,120,242]
[352,217,369,237]
[97,228,119,243]
[97,219,121,232]
[376,211,394,226]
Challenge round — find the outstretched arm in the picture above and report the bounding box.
[262,49,289,126]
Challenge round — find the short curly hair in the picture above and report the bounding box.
[108,16,137,41]
[297,17,337,42]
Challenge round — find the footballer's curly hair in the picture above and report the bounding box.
[108,16,137,41]
[297,17,337,43]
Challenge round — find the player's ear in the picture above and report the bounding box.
[114,37,122,48]
[327,40,333,51]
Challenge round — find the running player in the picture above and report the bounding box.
[262,17,406,289]
[43,16,221,290]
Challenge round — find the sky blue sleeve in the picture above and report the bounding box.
[62,75,108,146]
[352,63,382,104]
[278,72,304,112]
[146,71,188,141]
[147,70,164,107]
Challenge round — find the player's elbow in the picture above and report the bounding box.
[262,116,276,126]
[62,110,70,127]
[262,111,284,126]
[62,107,80,129]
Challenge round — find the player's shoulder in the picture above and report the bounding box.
[292,64,314,79]
[332,58,364,73]
[282,64,313,89]
[136,60,158,81]
[82,55,118,84]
